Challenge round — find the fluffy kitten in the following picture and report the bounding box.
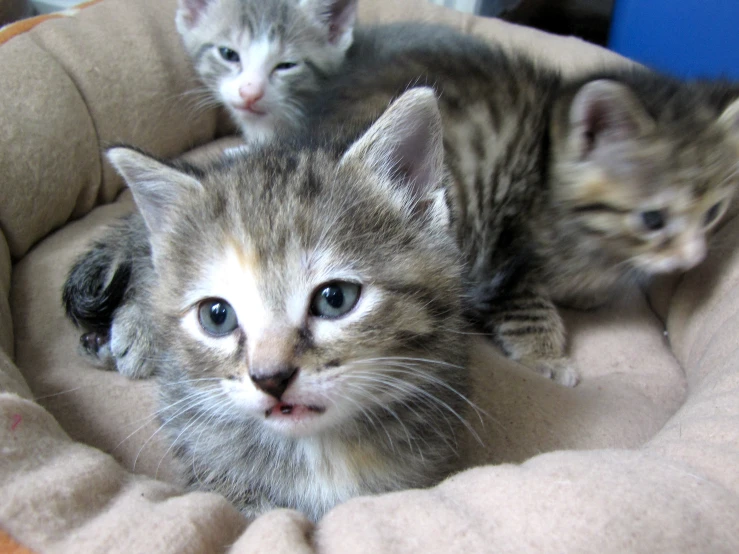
[65,23,739,390]
[176,0,357,144]
[75,90,470,520]
[303,23,739,385]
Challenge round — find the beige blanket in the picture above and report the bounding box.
[1,0,738,552]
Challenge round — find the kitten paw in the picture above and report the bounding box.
[107,302,157,379]
[78,331,115,370]
[521,356,580,387]
[80,330,109,355]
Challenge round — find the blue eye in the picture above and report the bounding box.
[310,282,361,319]
[218,46,240,63]
[198,299,238,336]
[274,61,298,71]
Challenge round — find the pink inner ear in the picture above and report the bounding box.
[321,0,356,45]
[180,0,211,27]
[584,97,637,142]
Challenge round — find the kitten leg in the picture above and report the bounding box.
[75,299,157,379]
[477,283,579,387]
[105,298,158,379]
[64,213,157,378]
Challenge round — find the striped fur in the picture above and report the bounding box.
[304,23,739,385]
[61,22,739,515]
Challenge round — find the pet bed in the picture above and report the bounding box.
[1,0,738,552]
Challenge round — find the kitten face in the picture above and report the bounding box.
[109,89,467,443]
[177,234,446,438]
[552,80,739,275]
[176,0,356,142]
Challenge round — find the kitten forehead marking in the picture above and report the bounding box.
[184,242,268,350]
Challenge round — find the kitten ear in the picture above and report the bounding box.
[176,0,212,29]
[568,79,655,159]
[106,147,203,236]
[300,0,357,51]
[718,97,739,144]
[341,87,447,222]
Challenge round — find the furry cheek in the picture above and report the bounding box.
[219,75,246,106]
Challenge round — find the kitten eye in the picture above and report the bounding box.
[198,298,238,336]
[217,47,240,63]
[641,209,666,231]
[703,202,723,227]
[273,61,298,72]
[310,282,361,319]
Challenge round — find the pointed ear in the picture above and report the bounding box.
[176,0,212,29]
[568,79,655,159]
[106,147,203,237]
[300,0,357,51]
[341,87,446,220]
[718,96,739,145]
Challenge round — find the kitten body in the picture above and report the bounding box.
[62,23,739,518]
[303,23,739,383]
[85,91,471,520]
[66,24,739,387]
[176,0,357,144]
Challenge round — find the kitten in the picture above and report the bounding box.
[91,90,470,520]
[65,23,739,389]
[176,0,357,144]
[302,23,739,385]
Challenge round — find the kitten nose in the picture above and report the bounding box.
[250,366,298,399]
[239,83,265,106]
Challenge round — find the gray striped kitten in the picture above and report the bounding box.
[79,90,470,520]
[177,0,357,144]
[61,23,739,518]
[65,24,739,389]
[304,23,739,386]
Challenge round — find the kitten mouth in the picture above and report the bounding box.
[233,104,266,116]
[265,402,325,418]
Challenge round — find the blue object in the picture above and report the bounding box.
[609,0,739,80]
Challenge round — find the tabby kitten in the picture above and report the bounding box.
[65,24,739,389]
[303,23,739,385]
[87,90,470,520]
[177,0,357,144]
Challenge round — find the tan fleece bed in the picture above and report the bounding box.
[1,0,738,552]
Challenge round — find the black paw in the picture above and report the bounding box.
[80,331,110,355]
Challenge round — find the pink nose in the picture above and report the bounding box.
[239,83,265,107]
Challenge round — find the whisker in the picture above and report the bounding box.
[158,392,230,479]
[378,364,490,425]
[132,392,218,470]
[346,361,489,446]
[112,387,218,451]
[340,382,416,456]
[347,372,460,451]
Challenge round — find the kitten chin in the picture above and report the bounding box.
[175,0,358,142]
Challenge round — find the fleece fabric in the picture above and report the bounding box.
[0,0,737,552]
